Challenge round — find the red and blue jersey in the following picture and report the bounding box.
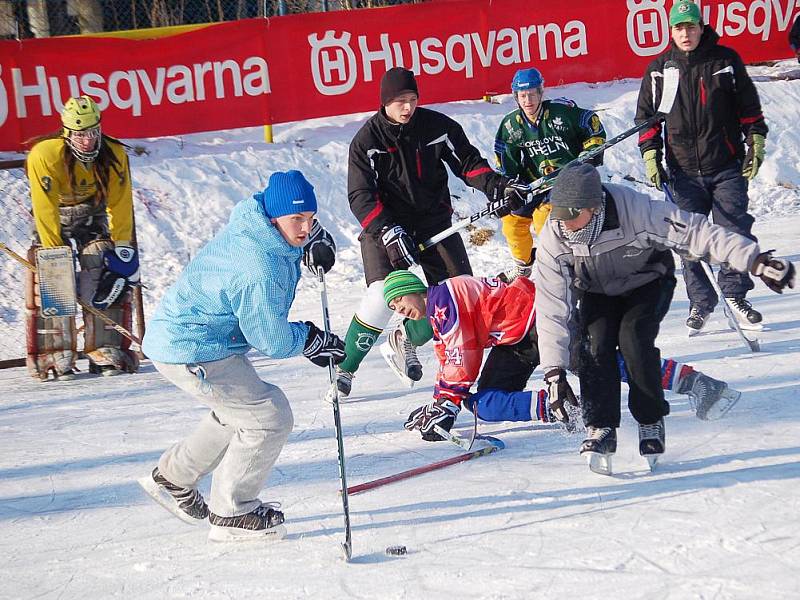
[426,275,536,405]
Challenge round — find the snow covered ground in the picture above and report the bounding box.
[1,60,800,599]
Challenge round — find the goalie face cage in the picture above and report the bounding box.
[0,161,144,369]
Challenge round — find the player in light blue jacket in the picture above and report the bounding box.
[140,170,344,542]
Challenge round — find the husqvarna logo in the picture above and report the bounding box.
[626,0,670,57]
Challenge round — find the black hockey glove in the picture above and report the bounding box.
[381,225,418,270]
[488,176,530,218]
[303,322,346,368]
[404,399,460,442]
[303,220,337,275]
[92,245,140,310]
[544,368,579,424]
[750,251,796,294]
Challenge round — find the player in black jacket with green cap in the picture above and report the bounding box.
[332,67,520,399]
[636,0,768,334]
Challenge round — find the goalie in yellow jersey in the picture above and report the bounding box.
[25,95,139,380]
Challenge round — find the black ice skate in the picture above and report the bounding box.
[380,325,423,388]
[678,371,742,421]
[580,427,617,476]
[725,297,763,331]
[686,306,711,336]
[138,467,209,524]
[638,418,665,471]
[208,503,286,543]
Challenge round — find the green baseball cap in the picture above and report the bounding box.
[669,1,701,27]
[383,270,427,306]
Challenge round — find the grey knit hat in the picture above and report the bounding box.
[549,162,604,220]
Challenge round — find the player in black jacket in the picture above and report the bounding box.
[636,1,768,334]
[332,67,518,399]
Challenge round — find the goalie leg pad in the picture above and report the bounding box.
[79,240,139,373]
[25,247,77,380]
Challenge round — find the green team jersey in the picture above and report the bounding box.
[494,98,606,182]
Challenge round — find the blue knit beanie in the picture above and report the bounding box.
[255,170,317,218]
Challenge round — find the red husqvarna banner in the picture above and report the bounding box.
[0,0,796,150]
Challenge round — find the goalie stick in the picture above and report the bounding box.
[0,241,142,346]
[419,61,681,252]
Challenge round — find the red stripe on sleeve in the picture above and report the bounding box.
[740,114,763,125]
[464,166,493,178]
[360,194,384,229]
[638,124,662,143]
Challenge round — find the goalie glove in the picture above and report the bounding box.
[92,245,139,309]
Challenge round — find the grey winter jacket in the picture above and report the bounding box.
[534,183,761,370]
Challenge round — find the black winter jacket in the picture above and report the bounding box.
[347,106,503,235]
[636,27,767,176]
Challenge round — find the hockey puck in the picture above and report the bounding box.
[385,545,407,556]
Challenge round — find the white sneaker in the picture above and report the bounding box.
[380,326,423,388]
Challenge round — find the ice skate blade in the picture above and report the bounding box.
[700,388,742,421]
[584,452,613,476]
[645,455,660,471]
[208,523,287,543]
[323,383,349,405]
[687,326,705,337]
[379,341,415,389]
[137,476,206,526]
[730,319,764,332]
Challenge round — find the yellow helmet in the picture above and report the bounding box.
[61,95,101,131]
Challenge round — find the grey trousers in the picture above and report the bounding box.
[153,354,294,517]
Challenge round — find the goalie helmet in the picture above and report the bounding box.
[61,96,102,162]
[511,68,544,93]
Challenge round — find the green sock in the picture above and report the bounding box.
[339,316,382,374]
[404,317,434,346]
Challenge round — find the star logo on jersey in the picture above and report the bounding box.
[432,305,448,325]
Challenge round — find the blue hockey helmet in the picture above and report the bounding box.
[511,68,544,92]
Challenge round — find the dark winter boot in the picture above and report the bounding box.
[208,503,286,542]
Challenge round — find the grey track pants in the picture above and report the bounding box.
[153,354,294,517]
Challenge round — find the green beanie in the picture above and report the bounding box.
[669,1,701,27]
[383,270,427,306]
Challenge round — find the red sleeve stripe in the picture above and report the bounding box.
[465,166,493,178]
[360,194,384,229]
[638,124,662,143]
[740,114,763,125]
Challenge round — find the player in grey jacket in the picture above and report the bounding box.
[535,163,794,474]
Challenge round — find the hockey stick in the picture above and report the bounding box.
[0,241,142,346]
[347,437,504,496]
[419,61,681,252]
[660,185,760,353]
[317,267,353,562]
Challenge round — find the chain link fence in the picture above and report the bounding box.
[0,0,423,39]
